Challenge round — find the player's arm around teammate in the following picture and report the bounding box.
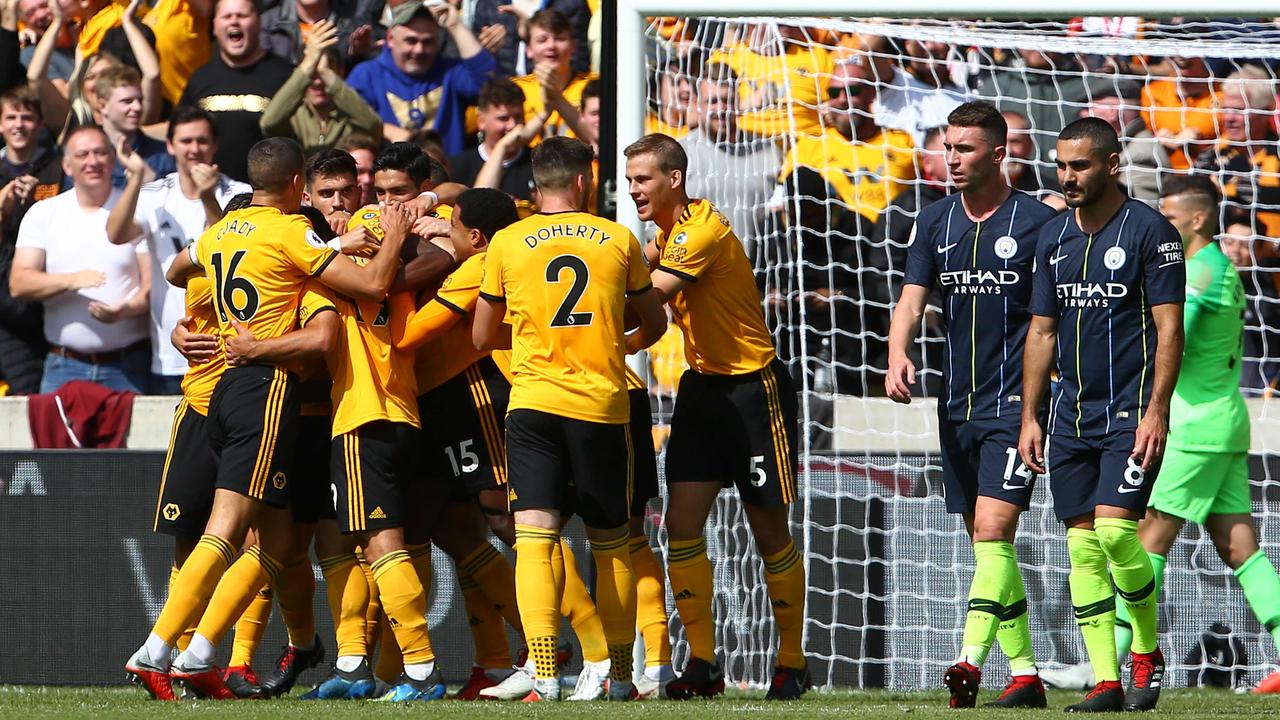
[166,201,412,304]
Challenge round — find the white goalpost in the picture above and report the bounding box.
[616,3,1280,690]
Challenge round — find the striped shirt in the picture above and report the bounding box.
[1030,199,1185,437]
[904,191,1057,421]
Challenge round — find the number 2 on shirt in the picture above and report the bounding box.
[546,254,593,327]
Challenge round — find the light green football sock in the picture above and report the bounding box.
[996,559,1038,675]
[1113,550,1165,659]
[958,541,1016,667]
[1235,550,1280,655]
[1095,518,1158,654]
[1067,528,1119,682]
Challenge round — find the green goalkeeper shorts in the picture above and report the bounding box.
[1148,448,1251,523]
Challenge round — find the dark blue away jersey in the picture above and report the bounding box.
[904,191,1059,422]
[1030,199,1185,437]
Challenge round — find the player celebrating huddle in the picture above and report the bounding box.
[887,102,1057,709]
[126,137,408,700]
[624,133,808,700]
[474,136,667,701]
[1020,118,1185,712]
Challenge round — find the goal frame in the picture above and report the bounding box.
[613,1,1280,689]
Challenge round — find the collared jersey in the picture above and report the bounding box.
[655,199,775,376]
[479,211,651,424]
[321,268,420,437]
[191,205,338,344]
[1170,242,1250,453]
[414,251,492,393]
[1030,199,1186,437]
[904,191,1058,422]
[349,203,385,242]
[178,277,224,415]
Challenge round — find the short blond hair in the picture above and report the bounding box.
[93,65,141,106]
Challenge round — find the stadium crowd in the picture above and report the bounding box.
[647,19,1280,400]
[0,0,602,395]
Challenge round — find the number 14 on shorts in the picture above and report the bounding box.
[1003,448,1034,491]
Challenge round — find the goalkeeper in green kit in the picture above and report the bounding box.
[1043,175,1280,694]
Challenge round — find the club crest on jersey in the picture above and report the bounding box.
[672,232,688,245]
[994,235,1018,259]
[1103,246,1126,270]
[305,229,327,249]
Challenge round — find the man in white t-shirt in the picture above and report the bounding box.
[867,39,969,147]
[106,107,250,393]
[10,126,152,393]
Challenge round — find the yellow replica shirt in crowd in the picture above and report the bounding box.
[1142,79,1217,171]
[646,114,690,139]
[192,206,339,343]
[480,211,652,424]
[781,127,917,222]
[709,42,833,138]
[322,267,420,437]
[144,0,212,105]
[407,251,492,393]
[513,71,597,143]
[655,199,776,376]
[78,0,128,58]
[177,277,223,415]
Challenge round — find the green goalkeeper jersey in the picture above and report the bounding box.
[1168,242,1250,453]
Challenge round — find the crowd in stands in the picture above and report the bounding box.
[0,0,602,396]
[1,6,1279,402]
[644,18,1280,401]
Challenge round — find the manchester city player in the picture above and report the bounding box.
[888,101,1057,709]
[1043,176,1280,695]
[1020,117,1185,712]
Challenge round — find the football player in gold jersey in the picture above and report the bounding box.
[127,138,411,700]
[393,188,534,698]
[475,137,667,701]
[625,133,809,700]
[161,195,336,699]
[391,188,620,701]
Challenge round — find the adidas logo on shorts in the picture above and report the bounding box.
[369,506,387,520]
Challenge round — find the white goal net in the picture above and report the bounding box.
[626,14,1280,690]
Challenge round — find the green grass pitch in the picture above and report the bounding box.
[1,687,1278,719]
